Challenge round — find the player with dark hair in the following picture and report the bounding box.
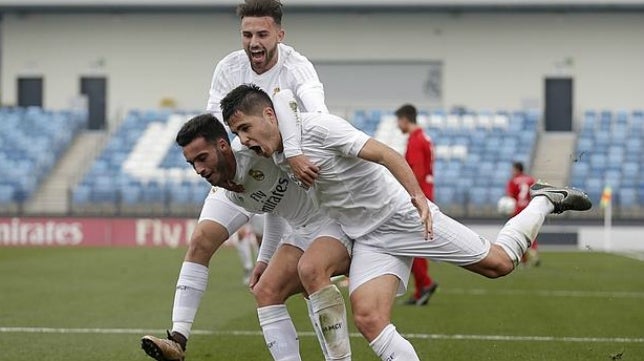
[207,0,327,186]
[141,113,352,361]
[222,84,592,361]
[395,103,439,306]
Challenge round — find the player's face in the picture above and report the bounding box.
[397,117,410,134]
[241,16,284,75]
[228,108,282,158]
[182,136,235,189]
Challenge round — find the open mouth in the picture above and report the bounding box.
[250,49,265,62]
[249,145,262,155]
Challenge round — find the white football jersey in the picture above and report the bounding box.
[222,138,319,228]
[274,113,410,239]
[206,43,327,116]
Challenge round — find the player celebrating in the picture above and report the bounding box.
[141,115,352,361]
[142,0,349,359]
[207,0,327,187]
[221,84,593,361]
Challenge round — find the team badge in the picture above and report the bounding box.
[248,169,265,181]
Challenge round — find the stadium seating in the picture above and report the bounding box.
[71,109,210,216]
[570,109,644,218]
[0,107,86,212]
[367,109,539,217]
[66,106,643,219]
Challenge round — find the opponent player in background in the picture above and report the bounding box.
[141,114,353,361]
[221,84,593,361]
[506,161,540,266]
[395,104,439,306]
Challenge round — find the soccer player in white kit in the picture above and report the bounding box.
[201,1,330,343]
[206,0,327,186]
[221,85,593,361]
[141,114,353,361]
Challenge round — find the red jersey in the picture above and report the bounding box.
[506,173,535,215]
[405,128,434,201]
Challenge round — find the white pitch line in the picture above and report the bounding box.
[439,288,644,298]
[1,327,642,344]
[617,252,644,262]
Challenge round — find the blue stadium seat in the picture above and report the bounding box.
[0,184,16,204]
[618,188,638,209]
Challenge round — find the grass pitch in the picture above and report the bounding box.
[0,246,642,360]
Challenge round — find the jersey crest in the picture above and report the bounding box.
[248,169,265,181]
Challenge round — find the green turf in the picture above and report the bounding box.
[0,247,642,360]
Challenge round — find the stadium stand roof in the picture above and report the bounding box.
[1,0,644,12]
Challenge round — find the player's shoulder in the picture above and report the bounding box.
[279,43,314,67]
[300,112,357,140]
[218,49,250,70]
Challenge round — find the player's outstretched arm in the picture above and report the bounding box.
[357,138,433,240]
[273,89,319,188]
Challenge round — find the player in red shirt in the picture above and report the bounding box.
[396,104,439,305]
[506,161,540,266]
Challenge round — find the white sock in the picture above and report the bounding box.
[309,285,351,360]
[306,298,331,360]
[369,324,419,361]
[257,305,301,361]
[171,262,209,339]
[235,236,254,271]
[495,197,553,265]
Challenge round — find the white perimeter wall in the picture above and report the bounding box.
[2,11,643,127]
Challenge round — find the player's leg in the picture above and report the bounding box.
[406,257,436,305]
[298,235,352,361]
[141,220,237,361]
[142,193,250,361]
[348,249,419,361]
[252,244,305,361]
[235,223,256,285]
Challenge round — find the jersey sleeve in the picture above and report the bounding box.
[256,213,288,263]
[206,58,236,121]
[273,89,303,158]
[276,50,328,158]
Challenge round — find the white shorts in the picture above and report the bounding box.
[281,215,353,255]
[349,200,491,296]
[198,189,252,237]
[199,187,352,256]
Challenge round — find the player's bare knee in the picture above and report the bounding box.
[185,235,216,264]
[297,257,324,288]
[253,280,286,305]
[352,307,385,341]
[467,251,515,278]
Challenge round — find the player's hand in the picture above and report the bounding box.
[286,154,319,189]
[411,195,433,240]
[249,261,268,290]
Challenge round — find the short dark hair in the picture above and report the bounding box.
[395,104,417,124]
[176,113,230,147]
[220,84,274,124]
[236,0,283,25]
[512,161,524,173]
